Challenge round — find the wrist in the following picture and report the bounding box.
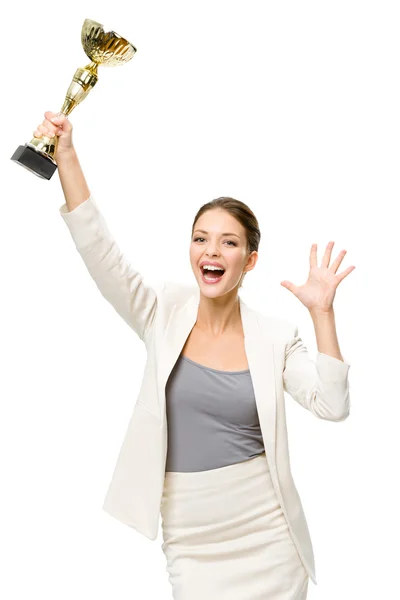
[56,147,77,166]
[309,307,334,320]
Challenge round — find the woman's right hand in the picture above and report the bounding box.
[33,111,74,156]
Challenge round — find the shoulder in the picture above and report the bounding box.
[163,280,198,300]
[251,306,298,342]
[157,279,198,308]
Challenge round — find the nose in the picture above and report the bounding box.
[205,246,220,257]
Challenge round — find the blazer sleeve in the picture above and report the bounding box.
[59,194,163,341]
[282,327,351,422]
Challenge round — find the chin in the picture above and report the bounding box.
[198,279,239,298]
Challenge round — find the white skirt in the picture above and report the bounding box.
[160,452,309,599]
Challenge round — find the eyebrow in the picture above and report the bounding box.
[194,229,240,238]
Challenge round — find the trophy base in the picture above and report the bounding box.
[11,144,58,180]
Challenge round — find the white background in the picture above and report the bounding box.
[2,1,399,598]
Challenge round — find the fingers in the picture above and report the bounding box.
[33,122,58,138]
[33,111,72,138]
[321,241,335,269]
[44,110,60,122]
[33,118,61,139]
[330,249,347,273]
[309,243,318,268]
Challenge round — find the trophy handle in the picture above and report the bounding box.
[25,61,99,165]
[61,61,99,115]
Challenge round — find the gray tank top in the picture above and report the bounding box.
[165,355,265,472]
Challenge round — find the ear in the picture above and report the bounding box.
[245,250,258,272]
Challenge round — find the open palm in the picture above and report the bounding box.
[280,241,355,313]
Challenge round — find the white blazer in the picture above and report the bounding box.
[60,195,351,586]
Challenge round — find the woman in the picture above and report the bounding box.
[35,111,354,599]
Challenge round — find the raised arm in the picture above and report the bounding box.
[34,111,162,341]
[35,111,90,212]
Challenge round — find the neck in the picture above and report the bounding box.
[195,289,242,336]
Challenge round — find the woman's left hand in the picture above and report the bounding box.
[280,241,355,313]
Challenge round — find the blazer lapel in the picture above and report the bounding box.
[157,288,277,469]
[240,298,277,471]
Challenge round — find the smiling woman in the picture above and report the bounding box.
[50,108,352,599]
[190,195,260,293]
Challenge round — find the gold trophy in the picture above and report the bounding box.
[11,19,137,180]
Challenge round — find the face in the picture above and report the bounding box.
[190,208,258,297]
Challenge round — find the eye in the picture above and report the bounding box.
[193,237,236,246]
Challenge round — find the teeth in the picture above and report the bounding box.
[202,265,224,271]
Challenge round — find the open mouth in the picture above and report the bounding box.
[200,266,226,283]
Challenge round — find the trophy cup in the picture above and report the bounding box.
[11,19,136,180]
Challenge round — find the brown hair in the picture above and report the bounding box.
[191,196,261,288]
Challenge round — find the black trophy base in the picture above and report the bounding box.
[11,144,58,180]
